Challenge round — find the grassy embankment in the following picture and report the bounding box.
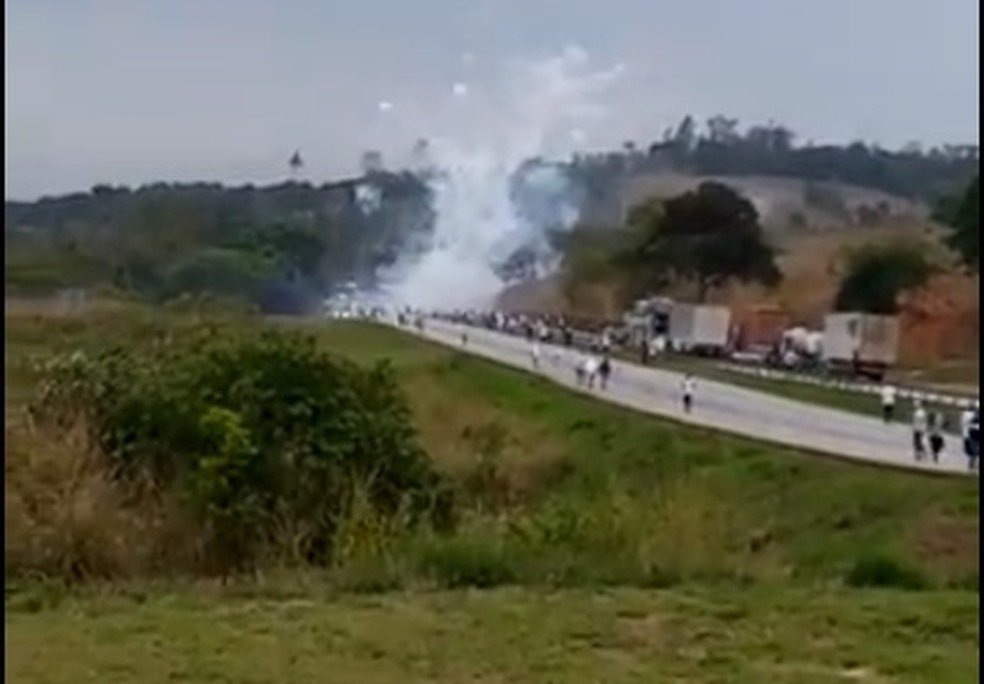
[5,300,979,684]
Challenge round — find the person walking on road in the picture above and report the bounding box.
[928,410,946,463]
[598,355,612,391]
[530,341,541,370]
[911,399,928,461]
[960,404,979,470]
[652,334,667,359]
[969,407,980,471]
[681,373,696,414]
[584,355,599,390]
[574,354,587,387]
[880,383,897,424]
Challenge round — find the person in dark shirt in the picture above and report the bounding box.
[598,356,612,390]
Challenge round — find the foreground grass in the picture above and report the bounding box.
[6,583,978,684]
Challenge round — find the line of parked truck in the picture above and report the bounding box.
[622,297,900,381]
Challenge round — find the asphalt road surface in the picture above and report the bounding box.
[406,318,977,478]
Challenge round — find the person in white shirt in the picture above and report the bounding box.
[530,341,541,370]
[681,373,696,414]
[652,334,667,357]
[583,356,599,390]
[911,399,928,461]
[880,383,897,424]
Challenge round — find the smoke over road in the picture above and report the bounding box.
[370,46,624,310]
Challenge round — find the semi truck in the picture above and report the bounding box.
[822,312,899,381]
[623,298,732,355]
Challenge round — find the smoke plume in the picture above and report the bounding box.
[372,46,624,310]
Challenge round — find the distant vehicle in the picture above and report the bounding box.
[669,303,731,356]
[623,296,673,346]
[669,304,731,356]
[822,312,899,381]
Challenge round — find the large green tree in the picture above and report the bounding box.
[939,175,979,271]
[627,182,781,302]
[834,242,937,314]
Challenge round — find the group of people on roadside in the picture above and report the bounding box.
[438,312,979,472]
[529,339,698,413]
[880,383,979,470]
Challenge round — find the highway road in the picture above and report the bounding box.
[406,318,977,478]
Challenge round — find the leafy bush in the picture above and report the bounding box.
[844,553,929,590]
[416,533,517,589]
[29,326,453,572]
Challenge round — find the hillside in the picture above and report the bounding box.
[5,300,979,683]
[618,173,927,236]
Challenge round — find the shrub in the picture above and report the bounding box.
[415,533,517,589]
[28,326,451,573]
[845,553,930,590]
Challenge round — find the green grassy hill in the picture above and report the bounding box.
[5,301,979,683]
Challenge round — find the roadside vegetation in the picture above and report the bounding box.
[5,299,979,682]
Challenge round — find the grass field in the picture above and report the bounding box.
[5,300,980,683]
[7,584,978,684]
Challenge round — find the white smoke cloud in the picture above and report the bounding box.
[373,46,624,310]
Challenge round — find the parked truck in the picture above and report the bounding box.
[622,296,673,347]
[822,312,899,381]
[668,304,732,356]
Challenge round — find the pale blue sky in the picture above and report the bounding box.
[5,0,979,199]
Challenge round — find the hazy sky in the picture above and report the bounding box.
[5,0,979,199]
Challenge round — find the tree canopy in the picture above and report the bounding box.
[938,175,979,271]
[834,242,938,314]
[626,182,781,302]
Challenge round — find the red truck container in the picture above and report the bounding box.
[735,304,791,351]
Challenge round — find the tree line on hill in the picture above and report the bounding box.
[5,172,434,312]
[4,118,977,311]
[569,115,977,205]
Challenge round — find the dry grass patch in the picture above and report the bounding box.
[405,368,569,507]
[4,419,197,582]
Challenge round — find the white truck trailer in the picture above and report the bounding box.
[668,304,732,355]
[822,312,899,381]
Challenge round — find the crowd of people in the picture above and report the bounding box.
[406,308,980,471]
[881,384,980,470]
